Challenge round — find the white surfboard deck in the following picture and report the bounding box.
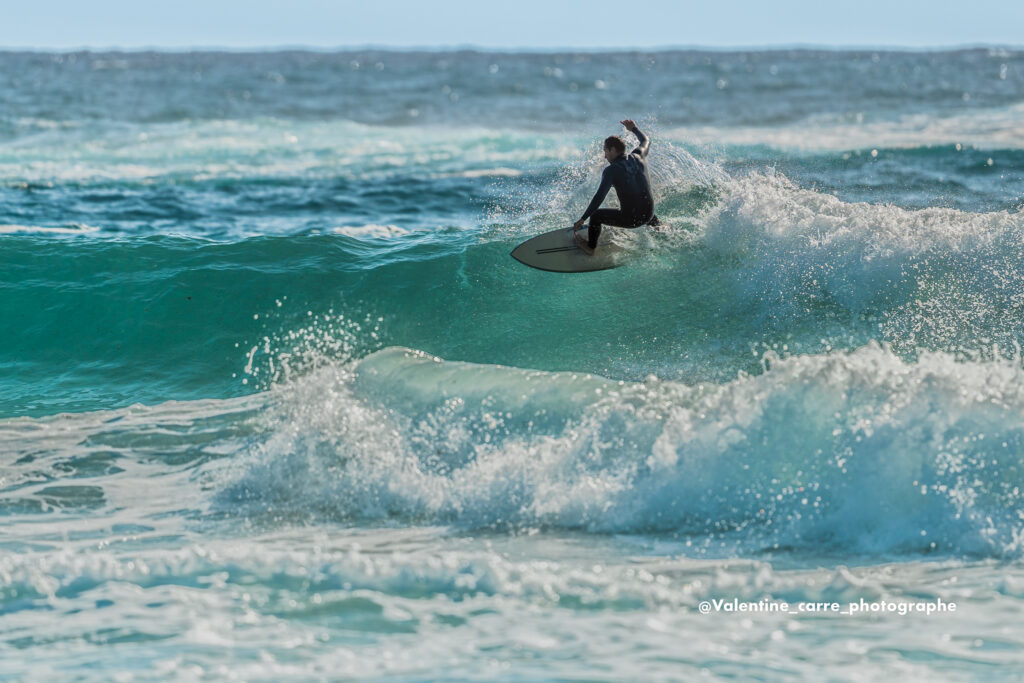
[510,227,631,273]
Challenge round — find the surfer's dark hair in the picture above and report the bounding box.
[603,136,626,154]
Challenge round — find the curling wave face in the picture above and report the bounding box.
[217,345,1024,556]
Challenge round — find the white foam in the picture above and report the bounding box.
[223,344,1024,557]
[0,534,1011,679]
[332,224,410,239]
[448,167,522,178]
[0,119,576,184]
[0,224,99,235]
[668,103,1024,151]
[702,171,1024,313]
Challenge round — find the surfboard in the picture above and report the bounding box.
[510,227,631,273]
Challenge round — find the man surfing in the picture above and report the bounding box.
[573,119,659,255]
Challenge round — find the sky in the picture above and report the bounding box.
[2,0,1023,50]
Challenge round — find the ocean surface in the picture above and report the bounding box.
[2,48,1024,680]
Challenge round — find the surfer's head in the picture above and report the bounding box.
[603,136,626,162]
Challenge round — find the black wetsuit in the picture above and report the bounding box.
[579,126,656,249]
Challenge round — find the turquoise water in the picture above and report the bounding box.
[3,49,1024,680]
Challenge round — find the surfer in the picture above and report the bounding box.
[572,119,659,254]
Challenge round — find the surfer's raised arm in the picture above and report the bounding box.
[621,119,649,158]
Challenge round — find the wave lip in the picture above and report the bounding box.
[701,171,1024,323]
[220,344,1024,558]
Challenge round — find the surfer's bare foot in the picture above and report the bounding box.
[574,230,595,255]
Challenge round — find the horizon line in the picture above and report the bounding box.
[2,42,1023,54]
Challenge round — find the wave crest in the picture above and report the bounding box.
[220,344,1024,557]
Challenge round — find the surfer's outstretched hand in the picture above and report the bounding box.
[620,119,637,131]
[573,218,585,231]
